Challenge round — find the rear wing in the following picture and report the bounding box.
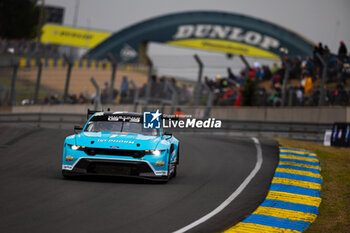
[87,109,100,119]
[87,109,180,121]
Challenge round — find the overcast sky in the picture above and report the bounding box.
[45,0,350,79]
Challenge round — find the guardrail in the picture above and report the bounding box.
[0,113,332,142]
[0,113,86,129]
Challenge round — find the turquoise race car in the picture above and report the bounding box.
[62,111,179,181]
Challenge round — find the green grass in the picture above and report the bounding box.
[276,138,350,233]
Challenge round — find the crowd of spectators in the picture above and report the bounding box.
[83,75,194,105]
[137,76,193,105]
[203,41,350,107]
[7,40,350,107]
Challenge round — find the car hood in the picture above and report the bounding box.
[76,132,161,150]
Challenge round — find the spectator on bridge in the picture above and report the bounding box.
[338,41,348,62]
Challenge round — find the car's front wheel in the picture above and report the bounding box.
[172,163,177,178]
[172,149,179,178]
[62,170,75,178]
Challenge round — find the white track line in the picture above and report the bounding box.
[173,137,263,233]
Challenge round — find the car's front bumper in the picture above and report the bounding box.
[62,157,168,179]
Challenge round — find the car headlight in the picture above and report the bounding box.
[152,150,161,156]
[144,150,163,156]
[70,145,85,150]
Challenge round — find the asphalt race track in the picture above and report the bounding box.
[0,125,279,233]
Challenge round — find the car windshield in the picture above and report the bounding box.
[85,121,159,136]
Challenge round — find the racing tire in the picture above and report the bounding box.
[62,170,75,178]
[172,149,179,178]
[176,144,180,165]
[172,164,177,178]
[161,151,173,182]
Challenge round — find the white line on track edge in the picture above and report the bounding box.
[173,137,263,233]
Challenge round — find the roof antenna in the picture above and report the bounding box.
[107,107,111,112]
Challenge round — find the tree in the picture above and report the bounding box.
[0,0,40,39]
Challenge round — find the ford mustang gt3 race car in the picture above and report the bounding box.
[62,111,179,181]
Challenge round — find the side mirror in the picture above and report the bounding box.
[74,125,83,133]
[164,132,172,139]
